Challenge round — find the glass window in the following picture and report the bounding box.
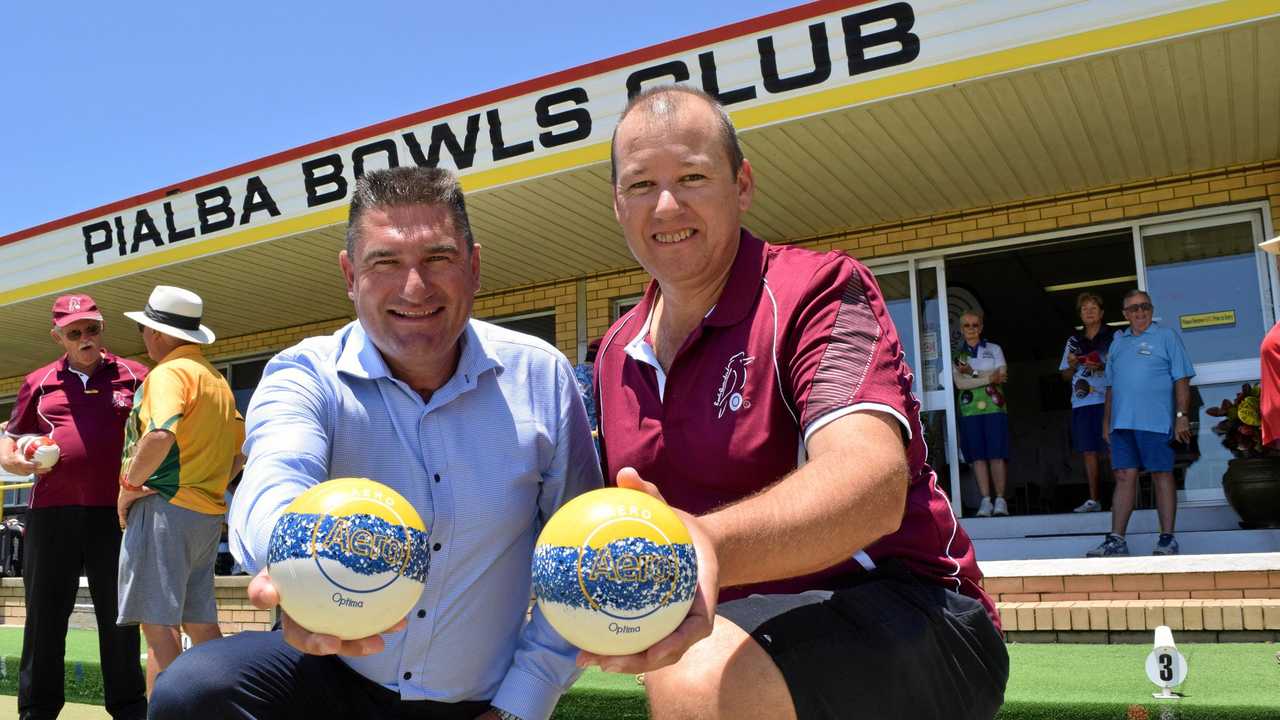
[877,272,918,386]
[230,358,268,416]
[490,310,556,346]
[917,268,945,393]
[1143,221,1266,364]
[613,296,642,321]
[1181,379,1259,497]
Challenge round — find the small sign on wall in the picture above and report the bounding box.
[1179,310,1236,330]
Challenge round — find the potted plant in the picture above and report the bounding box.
[1206,382,1280,528]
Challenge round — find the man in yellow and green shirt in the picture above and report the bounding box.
[117,286,245,694]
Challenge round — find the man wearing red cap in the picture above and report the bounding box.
[0,294,149,720]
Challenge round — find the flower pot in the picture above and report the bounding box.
[1222,456,1280,529]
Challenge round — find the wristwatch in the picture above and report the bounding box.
[1175,411,1187,419]
[491,708,522,720]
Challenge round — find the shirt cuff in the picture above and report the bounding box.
[803,402,912,447]
[490,666,570,720]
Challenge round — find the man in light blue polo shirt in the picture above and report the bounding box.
[1088,289,1194,557]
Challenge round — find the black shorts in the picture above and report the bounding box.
[718,564,1008,720]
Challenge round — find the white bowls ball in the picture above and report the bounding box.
[268,478,429,640]
[533,488,697,655]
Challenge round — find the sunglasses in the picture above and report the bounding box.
[1123,302,1153,313]
[61,323,102,341]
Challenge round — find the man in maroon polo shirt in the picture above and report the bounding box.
[589,87,1008,720]
[0,294,148,720]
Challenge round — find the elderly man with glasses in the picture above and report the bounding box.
[1089,289,1195,557]
[0,294,149,720]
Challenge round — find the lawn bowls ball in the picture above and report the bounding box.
[532,488,697,655]
[268,478,430,640]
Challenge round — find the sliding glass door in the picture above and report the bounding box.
[874,260,961,514]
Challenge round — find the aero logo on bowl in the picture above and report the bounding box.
[533,488,697,655]
[268,478,430,640]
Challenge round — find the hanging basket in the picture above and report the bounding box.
[1222,456,1280,529]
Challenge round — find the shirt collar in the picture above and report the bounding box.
[59,349,118,376]
[336,319,502,387]
[966,339,988,351]
[706,229,767,328]
[157,344,205,365]
[1121,321,1158,338]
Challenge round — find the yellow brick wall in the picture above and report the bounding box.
[473,278,579,358]
[800,160,1280,260]
[2,160,1277,397]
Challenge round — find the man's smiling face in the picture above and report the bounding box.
[612,94,754,294]
[339,203,480,386]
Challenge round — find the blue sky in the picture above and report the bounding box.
[0,1,795,237]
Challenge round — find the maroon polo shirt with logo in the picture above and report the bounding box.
[6,351,148,508]
[596,230,995,627]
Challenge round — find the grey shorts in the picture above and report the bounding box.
[118,494,223,626]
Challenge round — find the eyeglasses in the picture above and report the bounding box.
[61,323,102,341]
[1123,302,1153,313]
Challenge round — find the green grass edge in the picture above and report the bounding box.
[2,658,1278,720]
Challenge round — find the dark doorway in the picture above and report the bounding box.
[944,232,1136,514]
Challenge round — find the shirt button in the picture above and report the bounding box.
[433,543,442,551]
[403,671,412,681]
[417,609,426,619]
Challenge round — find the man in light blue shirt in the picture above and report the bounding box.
[1088,290,1194,558]
[150,167,602,720]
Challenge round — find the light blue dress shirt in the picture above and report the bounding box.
[229,319,603,720]
[1105,322,1196,435]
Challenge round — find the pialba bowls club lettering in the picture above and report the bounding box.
[533,488,697,655]
[268,478,429,640]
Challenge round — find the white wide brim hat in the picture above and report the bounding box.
[1261,235,1280,256]
[124,285,216,344]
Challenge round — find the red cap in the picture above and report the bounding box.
[51,294,104,328]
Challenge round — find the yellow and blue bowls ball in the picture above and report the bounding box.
[533,487,697,655]
[268,478,430,640]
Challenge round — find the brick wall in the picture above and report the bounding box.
[3,160,1277,395]
[983,570,1280,603]
[0,576,271,636]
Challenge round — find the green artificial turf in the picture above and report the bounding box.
[2,628,1277,719]
[0,627,103,664]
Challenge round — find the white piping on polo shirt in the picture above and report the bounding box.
[33,366,58,435]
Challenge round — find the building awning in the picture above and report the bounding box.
[1,0,1276,378]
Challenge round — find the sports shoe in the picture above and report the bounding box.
[1152,533,1180,556]
[992,497,1009,516]
[1086,533,1129,557]
[976,497,994,517]
[1073,499,1102,513]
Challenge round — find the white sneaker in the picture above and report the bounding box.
[1073,499,1102,513]
[993,497,1009,516]
[976,497,994,517]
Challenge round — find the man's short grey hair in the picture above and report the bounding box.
[609,85,745,183]
[346,166,475,257]
[1123,288,1152,304]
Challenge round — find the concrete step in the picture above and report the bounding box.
[974,529,1280,561]
[960,505,1246,540]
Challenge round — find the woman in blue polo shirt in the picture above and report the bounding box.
[953,310,1011,517]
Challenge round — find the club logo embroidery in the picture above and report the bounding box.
[69,297,82,311]
[713,351,754,418]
